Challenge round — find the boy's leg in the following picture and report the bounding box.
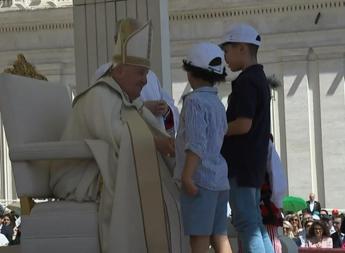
[211,235,232,253]
[229,178,274,253]
[211,190,232,253]
[190,235,210,253]
[181,188,218,252]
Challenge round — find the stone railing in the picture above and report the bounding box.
[0,0,72,11]
[299,249,345,253]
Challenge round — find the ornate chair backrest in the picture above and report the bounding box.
[0,73,71,197]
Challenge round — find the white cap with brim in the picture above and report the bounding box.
[184,42,225,75]
[221,23,261,46]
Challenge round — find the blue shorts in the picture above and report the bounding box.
[180,186,229,236]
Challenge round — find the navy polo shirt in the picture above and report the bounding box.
[221,64,271,188]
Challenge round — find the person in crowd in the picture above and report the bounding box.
[341,214,345,234]
[0,215,9,247]
[283,220,301,246]
[49,18,188,253]
[220,23,273,253]
[301,211,313,223]
[304,220,333,248]
[306,193,321,215]
[341,215,345,247]
[331,215,344,248]
[286,213,302,238]
[320,209,335,234]
[10,216,21,245]
[283,221,294,238]
[174,41,231,253]
[299,219,314,247]
[0,214,14,243]
[332,208,340,218]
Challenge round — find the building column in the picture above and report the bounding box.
[343,54,345,105]
[147,0,171,94]
[0,116,16,203]
[0,121,5,200]
[73,0,171,94]
[273,62,289,193]
[307,48,325,207]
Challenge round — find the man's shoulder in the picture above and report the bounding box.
[74,79,122,105]
[236,67,266,88]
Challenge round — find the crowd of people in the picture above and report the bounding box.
[0,205,21,247]
[282,195,345,249]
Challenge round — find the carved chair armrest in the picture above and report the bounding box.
[9,141,95,161]
[9,140,107,215]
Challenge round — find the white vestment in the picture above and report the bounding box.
[266,140,288,208]
[50,76,189,253]
[140,71,179,132]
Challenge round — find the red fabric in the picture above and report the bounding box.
[260,180,283,226]
[163,107,174,131]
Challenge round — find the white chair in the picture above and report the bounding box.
[0,73,101,253]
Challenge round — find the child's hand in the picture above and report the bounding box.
[181,173,198,196]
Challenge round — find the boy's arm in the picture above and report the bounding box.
[226,117,252,136]
[226,79,257,136]
[181,97,206,196]
[181,150,200,196]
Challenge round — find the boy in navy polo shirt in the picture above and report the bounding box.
[220,24,274,253]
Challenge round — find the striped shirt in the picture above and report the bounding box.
[174,86,229,191]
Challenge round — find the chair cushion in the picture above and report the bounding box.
[21,201,100,253]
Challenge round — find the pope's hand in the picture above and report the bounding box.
[144,100,169,117]
[154,136,175,157]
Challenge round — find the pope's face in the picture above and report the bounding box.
[115,64,149,101]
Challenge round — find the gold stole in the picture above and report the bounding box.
[123,108,170,253]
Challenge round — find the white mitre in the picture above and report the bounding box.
[93,18,152,81]
[113,18,152,68]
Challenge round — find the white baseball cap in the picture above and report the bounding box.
[221,23,261,46]
[184,42,226,75]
